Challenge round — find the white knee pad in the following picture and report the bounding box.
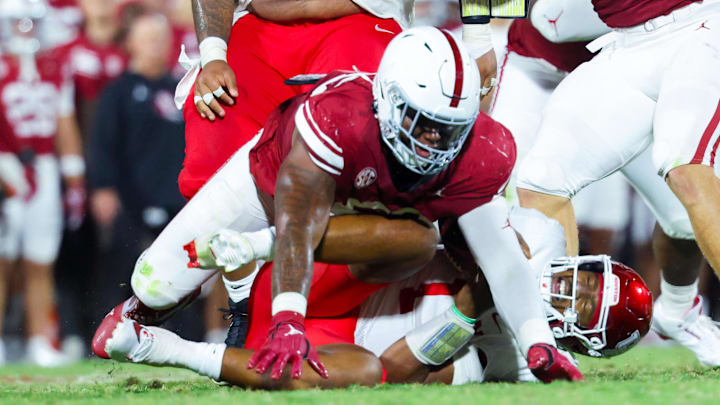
[516,156,577,198]
[131,249,218,310]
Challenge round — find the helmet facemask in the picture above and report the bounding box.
[378,83,475,176]
[540,255,617,357]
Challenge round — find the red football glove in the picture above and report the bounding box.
[64,184,87,231]
[527,343,584,383]
[247,311,328,380]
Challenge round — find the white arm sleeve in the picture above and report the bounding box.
[458,196,555,354]
[530,0,610,43]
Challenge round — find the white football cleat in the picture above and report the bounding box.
[26,336,72,367]
[193,229,256,272]
[653,296,720,367]
[102,316,154,362]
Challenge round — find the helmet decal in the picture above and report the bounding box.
[439,30,464,107]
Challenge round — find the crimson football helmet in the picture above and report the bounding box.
[540,255,653,357]
[373,26,481,176]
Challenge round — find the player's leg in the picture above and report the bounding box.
[101,312,382,389]
[652,18,720,280]
[646,20,720,366]
[21,156,66,366]
[490,51,567,204]
[301,13,400,89]
[92,134,271,361]
[129,135,269,312]
[517,51,655,255]
[620,146,703,297]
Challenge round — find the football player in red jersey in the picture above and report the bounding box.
[0,0,85,366]
[516,0,720,367]
[92,207,649,389]
[93,26,582,383]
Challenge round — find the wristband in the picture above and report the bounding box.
[199,37,228,68]
[462,23,494,59]
[272,292,307,317]
[60,155,85,178]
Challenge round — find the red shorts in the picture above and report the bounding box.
[179,13,401,199]
[244,262,389,350]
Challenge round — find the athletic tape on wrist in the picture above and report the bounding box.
[272,292,307,317]
[462,23,493,59]
[199,37,228,68]
[405,305,476,366]
[60,155,85,177]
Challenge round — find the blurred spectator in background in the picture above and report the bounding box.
[116,0,198,80]
[0,0,85,367]
[87,13,188,329]
[60,0,127,137]
[52,0,127,359]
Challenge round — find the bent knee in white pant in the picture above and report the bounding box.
[517,157,577,198]
[130,250,204,310]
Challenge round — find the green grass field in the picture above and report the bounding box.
[2,346,719,405]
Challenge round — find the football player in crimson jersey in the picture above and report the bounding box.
[93,26,581,383]
[516,0,720,367]
[0,0,85,366]
[92,208,648,388]
[176,0,496,348]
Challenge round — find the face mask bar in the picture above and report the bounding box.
[380,84,476,176]
[540,255,615,355]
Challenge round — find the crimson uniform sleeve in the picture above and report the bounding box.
[426,116,516,219]
[293,86,361,186]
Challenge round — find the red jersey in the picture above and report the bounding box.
[0,50,72,155]
[59,34,127,101]
[249,71,516,223]
[592,0,700,28]
[506,19,594,73]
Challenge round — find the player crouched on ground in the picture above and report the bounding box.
[91,207,652,388]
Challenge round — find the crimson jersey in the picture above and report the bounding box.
[0,50,72,155]
[59,34,127,100]
[249,71,516,223]
[592,0,700,28]
[506,19,594,73]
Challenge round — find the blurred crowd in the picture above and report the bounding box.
[0,0,228,367]
[0,0,718,368]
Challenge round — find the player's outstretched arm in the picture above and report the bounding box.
[247,131,335,380]
[191,0,239,121]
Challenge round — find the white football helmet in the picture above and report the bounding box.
[373,26,481,176]
[0,0,48,55]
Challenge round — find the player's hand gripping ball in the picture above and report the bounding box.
[247,311,329,380]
